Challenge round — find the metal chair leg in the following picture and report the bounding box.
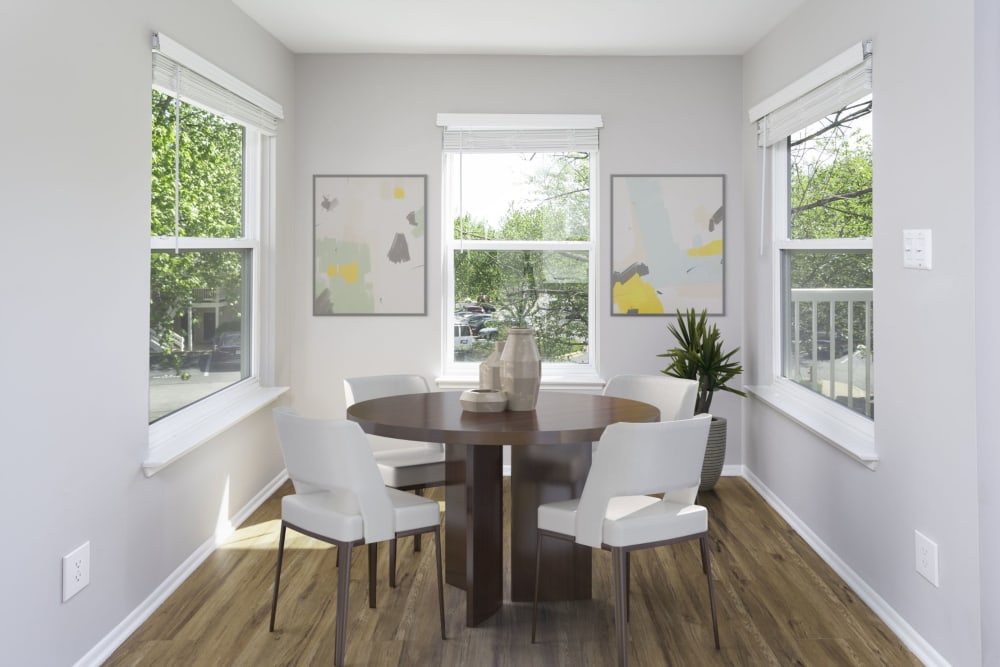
[389,538,397,588]
[413,488,424,552]
[531,532,544,643]
[434,527,446,639]
[335,540,353,667]
[612,547,629,667]
[625,551,630,623]
[368,543,378,608]
[701,535,720,649]
[269,523,287,632]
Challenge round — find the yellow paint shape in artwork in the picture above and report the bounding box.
[326,262,360,284]
[339,262,360,284]
[687,239,724,257]
[393,186,405,199]
[613,273,664,314]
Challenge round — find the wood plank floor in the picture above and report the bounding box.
[105,477,921,666]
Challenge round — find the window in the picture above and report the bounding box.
[749,42,875,464]
[149,90,251,422]
[778,95,873,418]
[145,34,284,474]
[438,114,601,379]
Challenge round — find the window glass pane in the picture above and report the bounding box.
[788,94,872,240]
[151,90,245,239]
[454,249,589,364]
[782,251,873,417]
[149,249,250,422]
[452,152,590,242]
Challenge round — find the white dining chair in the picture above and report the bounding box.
[531,414,719,666]
[269,408,445,667]
[603,373,699,422]
[344,374,446,585]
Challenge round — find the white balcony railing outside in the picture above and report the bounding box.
[786,288,874,418]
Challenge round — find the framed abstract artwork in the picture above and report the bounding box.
[313,175,427,315]
[610,174,725,316]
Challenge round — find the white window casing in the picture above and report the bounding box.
[145,33,287,475]
[437,113,603,384]
[746,43,877,468]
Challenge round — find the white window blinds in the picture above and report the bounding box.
[151,33,283,134]
[438,113,602,152]
[749,41,872,147]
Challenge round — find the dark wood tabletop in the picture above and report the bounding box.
[345,390,660,445]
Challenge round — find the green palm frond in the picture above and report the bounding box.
[657,308,746,414]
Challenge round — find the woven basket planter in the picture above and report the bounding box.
[700,416,727,491]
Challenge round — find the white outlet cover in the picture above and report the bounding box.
[915,530,939,587]
[62,541,91,602]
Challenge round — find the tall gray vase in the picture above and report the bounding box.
[500,328,541,411]
[700,416,727,491]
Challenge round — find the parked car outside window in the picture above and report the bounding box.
[454,324,475,354]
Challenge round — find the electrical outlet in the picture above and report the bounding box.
[62,541,91,601]
[914,530,939,587]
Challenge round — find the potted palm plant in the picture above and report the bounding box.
[658,308,746,490]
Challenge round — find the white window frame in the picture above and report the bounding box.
[144,34,287,476]
[745,43,877,469]
[437,114,602,387]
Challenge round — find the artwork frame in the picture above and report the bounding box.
[313,174,427,316]
[610,174,726,316]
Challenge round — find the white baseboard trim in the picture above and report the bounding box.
[742,468,949,667]
[73,471,289,667]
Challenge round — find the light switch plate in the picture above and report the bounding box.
[903,229,932,270]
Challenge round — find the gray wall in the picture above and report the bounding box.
[743,1,987,665]
[290,55,746,456]
[0,1,294,664]
[975,0,1000,664]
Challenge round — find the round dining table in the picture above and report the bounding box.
[346,390,660,627]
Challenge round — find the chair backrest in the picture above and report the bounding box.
[574,414,712,548]
[344,374,442,453]
[272,407,394,543]
[603,374,698,421]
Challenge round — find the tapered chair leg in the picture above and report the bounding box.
[413,489,424,552]
[531,532,544,643]
[625,551,631,623]
[434,527,446,639]
[368,543,378,608]
[269,523,287,632]
[389,538,397,588]
[611,547,629,667]
[701,535,720,649]
[335,539,353,667]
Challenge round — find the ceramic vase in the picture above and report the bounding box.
[479,341,505,390]
[500,328,541,411]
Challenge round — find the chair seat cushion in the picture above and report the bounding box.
[386,487,441,534]
[282,488,440,542]
[538,495,707,548]
[375,448,446,489]
[283,491,364,541]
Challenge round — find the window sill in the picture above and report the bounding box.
[746,380,878,470]
[144,380,289,477]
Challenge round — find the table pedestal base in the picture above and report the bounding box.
[445,443,503,627]
[445,441,592,626]
[510,443,592,602]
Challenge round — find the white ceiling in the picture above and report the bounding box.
[233,0,806,56]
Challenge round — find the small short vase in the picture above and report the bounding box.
[479,341,505,390]
[500,328,541,411]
